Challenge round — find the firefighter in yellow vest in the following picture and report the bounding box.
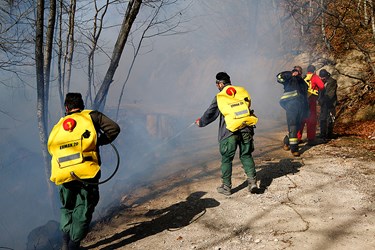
[48,93,120,250]
[297,65,325,145]
[195,72,258,196]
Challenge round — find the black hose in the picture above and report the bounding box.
[70,142,120,185]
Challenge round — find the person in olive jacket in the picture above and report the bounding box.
[48,93,120,250]
[318,69,338,140]
[195,72,258,196]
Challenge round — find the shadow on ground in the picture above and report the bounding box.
[85,191,220,249]
[256,158,303,194]
[228,158,303,195]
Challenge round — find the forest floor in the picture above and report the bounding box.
[81,119,375,250]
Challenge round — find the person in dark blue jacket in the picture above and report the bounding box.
[277,66,308,156]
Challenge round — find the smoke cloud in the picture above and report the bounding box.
[0,1,298,249]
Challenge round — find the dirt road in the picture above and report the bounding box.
[82,125,375,250]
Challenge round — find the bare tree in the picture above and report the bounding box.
[36,0,54,207]
[44,0,56,126]
[34,0,63,211]
[57,0,64,109]
[282,0,375,82]
[35,0,187,188]
[3,1,193,200]
[320,0,331,50]
[115,0,190,120]
[0,1,34,81]
[85,0,110,107]
[62,0,76,96]
[93,0,142,110]
[371,0,375,40]
[320,0,375,76]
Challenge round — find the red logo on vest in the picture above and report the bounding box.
[226,87,236,96]
[63,118,77,132]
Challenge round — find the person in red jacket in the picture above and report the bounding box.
[297,65,325,145]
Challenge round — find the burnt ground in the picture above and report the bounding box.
[81,119,375,250]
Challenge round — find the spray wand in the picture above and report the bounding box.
[163,122,195,143]
[139,121,196,160]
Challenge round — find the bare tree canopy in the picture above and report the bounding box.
[282,0,375,81]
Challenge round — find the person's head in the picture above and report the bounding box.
[293,65,303,76]
[307,65,316,73]
[215,72,231,90]
[319,69,330,82]
[64,93,85,113]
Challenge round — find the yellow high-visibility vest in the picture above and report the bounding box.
[305,73,319,96]
[48,110,100,185]
[217,85,258,132]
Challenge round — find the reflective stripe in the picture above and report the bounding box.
[305,74,318,96]
[280,90,298,100]
[58,153,80,163]
[289,137,298,145]
[235,109,249,116]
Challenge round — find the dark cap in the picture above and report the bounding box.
[319,69,330,78]
[216,72,231,84]
[307,65,316,73]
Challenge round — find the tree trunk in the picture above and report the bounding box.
[63,0,76,95]
[36,0,56,212]
[320,0,331,50]
[370,0,375,40]
[86,0,110,107]
[57,0,64,109]
[44,0,56,126]
[93,0,142,111]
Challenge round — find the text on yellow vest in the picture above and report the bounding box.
[48,110,100,185]
[217,85,258,132]
[304,73,319,96]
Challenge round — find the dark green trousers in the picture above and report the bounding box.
[59,179,99,242]
[219,132,256,187]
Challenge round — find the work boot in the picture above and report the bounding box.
[61,232,69,250]
[318,133,327,139]
[283,135,290,150]
[217,184,231,196]
[248,177,257,193]
[292,151,300,157]
[307,139,316,146]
